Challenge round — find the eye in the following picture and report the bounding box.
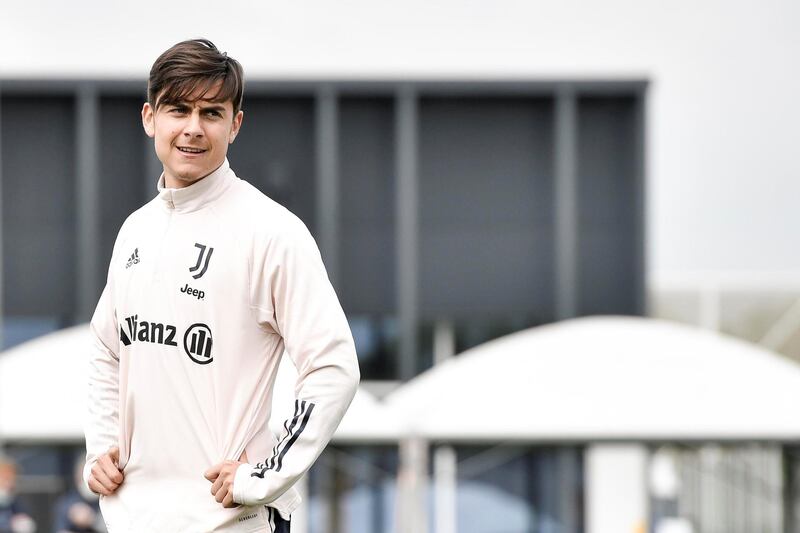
[204,109,222,118]
[169,106,189,114]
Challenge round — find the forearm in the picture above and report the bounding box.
[233,360,358,506]
[83,287,121,487]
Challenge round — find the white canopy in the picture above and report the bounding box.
[385,316,800,441]
[6,317,800,443]
[0,324,399,442]
[0,325,89,441]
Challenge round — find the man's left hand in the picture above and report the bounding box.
[205,451,248,508]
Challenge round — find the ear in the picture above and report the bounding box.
[229,110,244,144]
[141,102,155,138]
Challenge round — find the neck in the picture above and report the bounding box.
[164,173,206,189]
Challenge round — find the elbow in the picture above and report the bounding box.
[344,355,360,400]
[336,338,360,393]
[349,349,361,383]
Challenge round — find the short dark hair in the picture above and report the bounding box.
[148,39,244,114]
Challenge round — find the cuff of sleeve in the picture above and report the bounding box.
[82,458,98,492]
[231,464,302,520]
[232,463,258,506]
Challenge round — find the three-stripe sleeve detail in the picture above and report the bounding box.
[252,399,316,478]
[275,402,314,472]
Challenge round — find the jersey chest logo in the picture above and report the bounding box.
[119,315,177,347]
[119,314,214,365]
[190,242,214,279]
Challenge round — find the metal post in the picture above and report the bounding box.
[557,447,581,532]
[434,445,457,533]
[633,89,647,316]
[397,438,428,533]
[555,86,579,320]
[76,84,101,322]
[433,319,455,365]
[396,87,419,380]
[316,86,340,286]
[0,86,4,349]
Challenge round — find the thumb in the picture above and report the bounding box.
[204,463,222,482]
[108,446,120,465]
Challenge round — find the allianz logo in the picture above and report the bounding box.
[119,315,177,347]
[119,315,214,365]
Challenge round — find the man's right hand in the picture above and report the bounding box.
[88,446,124,496]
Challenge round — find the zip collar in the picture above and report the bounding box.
[157,159,235,213]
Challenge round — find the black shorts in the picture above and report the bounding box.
[267,507,290,533]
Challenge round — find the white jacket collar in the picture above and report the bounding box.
[157,159,234,213]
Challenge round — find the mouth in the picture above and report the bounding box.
[176,146,207,154]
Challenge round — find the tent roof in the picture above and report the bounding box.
[0,325,89,441]
[385,316,800,441]
[6,317,800,443]
[0,325,399,442]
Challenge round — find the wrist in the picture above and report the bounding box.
[232,463,264,505]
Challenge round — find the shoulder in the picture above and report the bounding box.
[111,197,161,258]
[120,197,160,231]
[223,181,321,274]
[228,179,315,245]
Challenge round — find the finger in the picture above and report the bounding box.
[87,476,112,496]
[90,464,119,492]
[214,483,227,503]
[222,490,238,508]
[211,474,225,497]
[204,463,222,482]
[92,473,119,493]
[98,455,124,485]
[108,446,120,466]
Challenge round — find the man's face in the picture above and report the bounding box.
[142,83,243,188]
[0,464,16,493]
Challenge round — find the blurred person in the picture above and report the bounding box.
[83,39,359,532]
[0,457,36,533]
[52,458,105,533]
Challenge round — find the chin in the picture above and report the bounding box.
[172,164,206,180]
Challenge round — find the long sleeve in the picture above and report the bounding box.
[82,279,121,488]
[233,218,360,508]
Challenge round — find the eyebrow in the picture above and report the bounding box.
[161,101,227,113]
[198,104,227,113]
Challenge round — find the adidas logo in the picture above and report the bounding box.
[125,248,140,269]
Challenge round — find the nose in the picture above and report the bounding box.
[183,109,204,138]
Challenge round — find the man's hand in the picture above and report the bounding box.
[88,446,124,496]
[204,450,248,508]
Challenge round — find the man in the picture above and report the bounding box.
[0,457,35,533]
[84,39,360,532]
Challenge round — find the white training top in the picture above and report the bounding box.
[84,160,360,532]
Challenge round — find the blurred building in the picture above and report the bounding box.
[2,1,799,532]
[0,80,645,379]
[0,78,646,531]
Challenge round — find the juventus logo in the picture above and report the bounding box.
[184,323,213,364]
[190,243,214,279]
